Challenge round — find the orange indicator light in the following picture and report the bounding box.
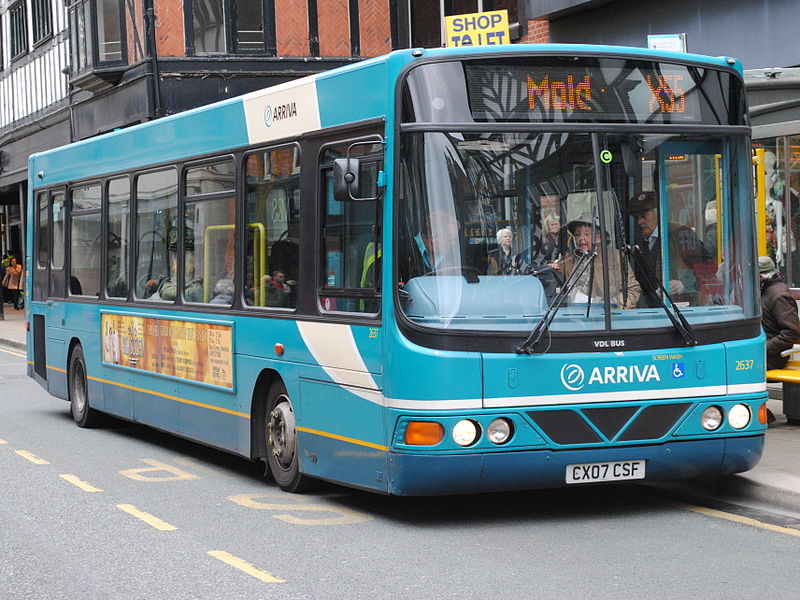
[757,403,769,425]
[274,343,284,356]
[404,421,444,446]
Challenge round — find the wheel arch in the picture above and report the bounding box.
[250,368,283,460]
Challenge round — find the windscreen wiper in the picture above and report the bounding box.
[629,245,698,346]
[518,251,596,354]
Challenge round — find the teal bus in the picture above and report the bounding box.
[27,44,766,495]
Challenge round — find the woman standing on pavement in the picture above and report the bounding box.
[2,257,23,310]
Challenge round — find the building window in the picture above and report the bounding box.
[193,0,226,54]
[405,0,519,48]
[10,2,29,60]
[98,0,123,62]
[68,0,125,74]
[236,0,264,53]
[69,2,93,72]
[189,0,273,55]
[32,0,54,45]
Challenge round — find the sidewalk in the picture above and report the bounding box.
[0,304,26,350]
[0,309,797,512]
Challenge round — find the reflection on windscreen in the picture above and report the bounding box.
[396,131,757,332]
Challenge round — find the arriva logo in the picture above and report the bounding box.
[560,363,661,391]
[560,364,585,391]
[264,101,298,128]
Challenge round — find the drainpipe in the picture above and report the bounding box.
[143,0,163,118]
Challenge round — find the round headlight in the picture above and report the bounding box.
[728,404,751,429]
[701,406,724,431]
[487,418,513,444]
[453,419,480,447]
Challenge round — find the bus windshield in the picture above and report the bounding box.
[396,130,757,333]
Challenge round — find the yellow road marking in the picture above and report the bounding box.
[208,551,285,583]
[0,439,7,444]
[116,504,177,531]
[119,458,200,482]
[15,450,49,464]
[60,474,103,492]
[296,426,389,452]
[677,503,800,538]
[0,347,26,358]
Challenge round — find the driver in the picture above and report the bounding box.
[553,212,640,308]
[414,209,463,275]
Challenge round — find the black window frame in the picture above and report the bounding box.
[185,0,277,57]
[68,0,127,76]
[10,1,29,61]
[104,175,132,301]
[68,181,103,298]
[181,154,238,305]
[317,136,384,316]
[242,143,302,311]
[133,167,180,303]
[32,0,54,47]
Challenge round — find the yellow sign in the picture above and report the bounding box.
[102,313,233,388]
[444,10,509,48]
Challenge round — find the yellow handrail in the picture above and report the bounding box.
[754,148,767,257]
[202,223,267,303]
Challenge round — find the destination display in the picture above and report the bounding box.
[404,57,744,125]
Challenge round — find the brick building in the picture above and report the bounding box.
[0,1,536,260]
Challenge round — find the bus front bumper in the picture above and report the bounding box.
[387,435,764,496]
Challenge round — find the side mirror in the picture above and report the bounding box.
[332,139,384,202]
[334,157,360,202]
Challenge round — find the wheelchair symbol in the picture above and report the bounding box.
[672,363,685,378]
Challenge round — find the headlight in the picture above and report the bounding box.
[487,418,513,444]
[701,406,724,431]
[452,419,480,447]
[728,404,751,429]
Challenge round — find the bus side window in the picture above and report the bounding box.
[244,145,301,308]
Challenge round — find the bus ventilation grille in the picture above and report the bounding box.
[525,403,692,445]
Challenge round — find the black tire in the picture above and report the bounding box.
[68,345,102,428]
[265,381,310,492]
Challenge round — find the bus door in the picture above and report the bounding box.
[296,129,386,490]
[657,140,726,305]
[31,188,66,384]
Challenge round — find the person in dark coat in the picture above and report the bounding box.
[759,255,800,370]
[628,191,707,307]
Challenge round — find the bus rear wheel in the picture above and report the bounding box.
[265,382,310,493]
[68,345,101,428]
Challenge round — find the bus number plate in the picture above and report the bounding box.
[565,460,646,484]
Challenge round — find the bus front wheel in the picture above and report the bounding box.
[68,345,101,428]
[265,382,310,493]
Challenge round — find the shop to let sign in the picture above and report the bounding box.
[102,313,234,389]
[444,10,509,48]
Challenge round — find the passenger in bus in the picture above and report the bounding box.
[210,278,235,305]
[553,213,640,308]
[628,192,705,307]
[487,228,523,275]
[540,213,563,264]
[107,278,128,298]
[143,279,159,299]
[263,269,293,307]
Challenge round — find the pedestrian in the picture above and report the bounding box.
[760,255,800,423]
[2,256,23,309]
[760,256,800,369]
